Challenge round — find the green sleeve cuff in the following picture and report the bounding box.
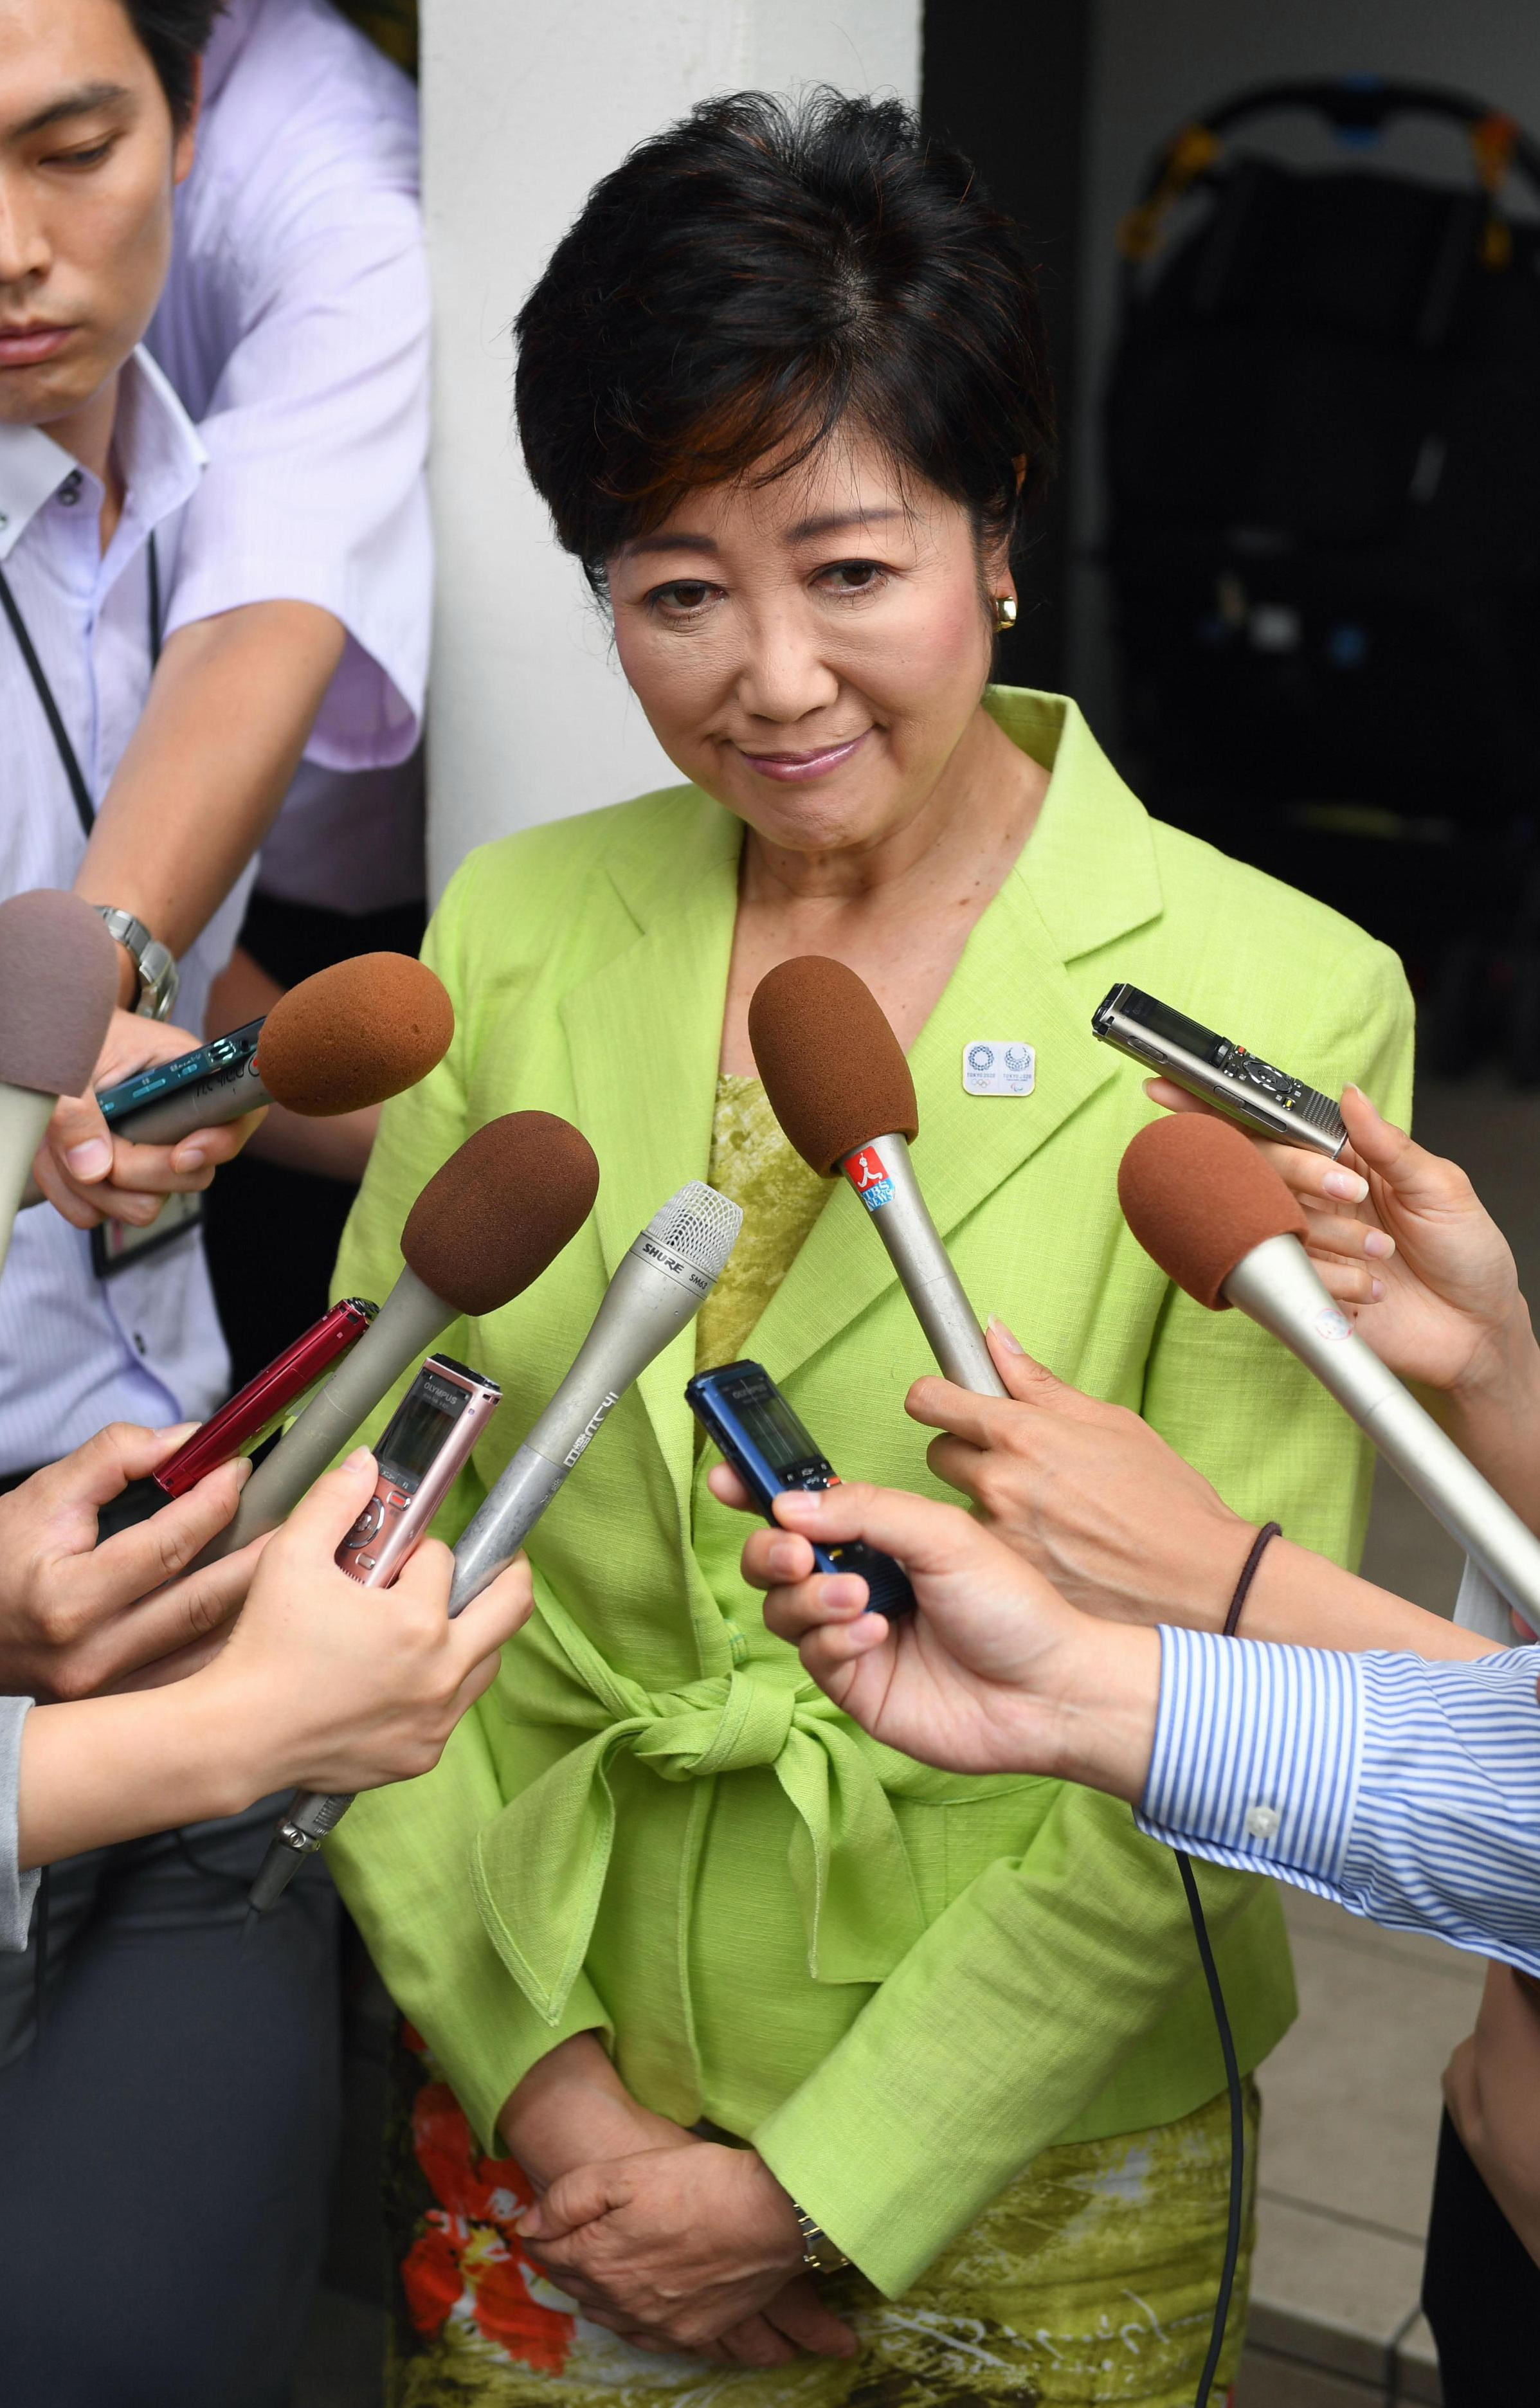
[754,1797,1283,2297]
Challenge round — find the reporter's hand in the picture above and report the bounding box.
[1150,1078,1540,1526]
[33,1008,265,1232]
[905,1319,1254,1629]
[712,1463,1157,1796]
[1147,1080,1528,1396]
[0,1422,262,1699]
[199,1449,533,1796]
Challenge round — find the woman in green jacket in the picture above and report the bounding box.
[327,91,1413,2408]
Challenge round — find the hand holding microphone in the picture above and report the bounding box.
[1120,1112,1540,1638]
[23,950,455,1224]
[748,957,1005,1397]
[1149,1080,1540,1537]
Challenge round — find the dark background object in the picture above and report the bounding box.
[1100,79,1540,1067]
[922,0,1091,695]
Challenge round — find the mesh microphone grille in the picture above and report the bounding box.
[646,1182,743,1278]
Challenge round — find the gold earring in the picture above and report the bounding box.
[994,595,1017,632]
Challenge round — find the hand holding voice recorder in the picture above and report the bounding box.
[1092,983,1348,1158]
[687,1359,916,1620]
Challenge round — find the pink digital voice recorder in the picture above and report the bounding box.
[334,1353,501,1588]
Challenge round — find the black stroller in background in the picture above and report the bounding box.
[1103,78,1540,1076]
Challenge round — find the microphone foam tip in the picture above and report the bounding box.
[0,891,120,1100]
[1118,1111,1308,1310]
[748,957,918,1174]
[403,1111,599,1316]
[257,954,455,1116]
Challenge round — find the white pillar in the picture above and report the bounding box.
[420,0,922,897]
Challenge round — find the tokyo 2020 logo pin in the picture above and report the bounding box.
[963,1040,1035,1097]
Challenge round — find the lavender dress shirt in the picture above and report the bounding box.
[148,0,433,913]
[0,355,248,1473]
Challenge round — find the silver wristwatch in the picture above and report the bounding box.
[792,2204,850,2276]
[93,907,179,1021]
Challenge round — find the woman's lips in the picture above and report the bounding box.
[0,325,74,367]
[737,732,868,784]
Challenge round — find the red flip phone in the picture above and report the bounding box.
[154,1298,377,1498]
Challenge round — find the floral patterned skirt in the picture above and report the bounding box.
[383,2033,1256,2408]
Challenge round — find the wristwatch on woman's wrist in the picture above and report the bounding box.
[93,907,179,1021]
[792,2202,850,2274]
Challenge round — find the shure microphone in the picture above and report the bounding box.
[1119,1113,1540,1638]
[249,1180,743,1907]
[196,1112,600,1565]
[0,892,119,1274]
[750,957,1006,1397]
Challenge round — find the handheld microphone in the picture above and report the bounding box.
[0,892,120,1274]
[749,957,1005,1397]
[1119,1113,1540,1637]
[15,951,455,1211]
[107,952,455,1145]
[195,1111,601,1565]
[249,1180,742,1907]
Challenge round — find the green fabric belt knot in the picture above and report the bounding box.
[470,1590,927,2024]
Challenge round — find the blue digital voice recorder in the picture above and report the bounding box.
[685,1359,917,1620]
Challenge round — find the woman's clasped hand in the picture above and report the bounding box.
[496,2034,856,2368]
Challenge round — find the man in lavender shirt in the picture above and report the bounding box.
[0,2,430,2398]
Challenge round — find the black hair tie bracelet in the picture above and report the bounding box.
[1223,1522,1282,1638]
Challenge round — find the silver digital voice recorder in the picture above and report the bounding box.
[1092,983,1348,1159]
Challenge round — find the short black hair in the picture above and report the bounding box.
[123,1,223,129]
[515,89,1056,593]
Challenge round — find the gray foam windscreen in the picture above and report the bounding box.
[0,892,121,1099]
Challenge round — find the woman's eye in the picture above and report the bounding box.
[649,580,720,616]
[818,559,886,596]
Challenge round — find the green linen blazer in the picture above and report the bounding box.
[325,689,1415,2298]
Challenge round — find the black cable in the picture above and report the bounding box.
[1175,1847,1245,2408]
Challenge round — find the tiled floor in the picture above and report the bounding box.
[296,1075,1537,2407]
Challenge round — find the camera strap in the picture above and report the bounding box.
[0,532,161,842]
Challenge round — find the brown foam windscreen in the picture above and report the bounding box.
[1118,1112,1308,1311]
[257,954,455,1116]
[0,891,120,1100]
[748,957,918,1175]
[402,1111,599,1316]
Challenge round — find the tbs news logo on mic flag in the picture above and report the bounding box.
[843,1145,896,1212]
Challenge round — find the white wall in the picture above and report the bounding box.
[1070,0,1540,732]
[420,0,921,897]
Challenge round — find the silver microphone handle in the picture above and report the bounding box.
[255,1236,723,1897]
[0,1086,55,1272]
[1224,1234,1540,1636]
[863,1134,1006,1397]
[197,1266,451,1563]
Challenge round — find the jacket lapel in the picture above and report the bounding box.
[750,696,1166,1384]
[560,789,741,1504]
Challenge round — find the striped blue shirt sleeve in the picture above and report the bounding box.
[1136,1627,1540,1978]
